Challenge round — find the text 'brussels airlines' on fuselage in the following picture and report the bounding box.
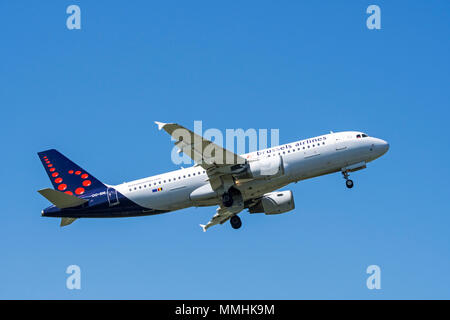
[37,123,389,231]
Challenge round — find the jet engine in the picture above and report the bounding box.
[249,190,295,215]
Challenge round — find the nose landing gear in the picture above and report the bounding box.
[342,171,354,189]
[346,179,354,189]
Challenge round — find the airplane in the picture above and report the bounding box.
[37,122,389,231]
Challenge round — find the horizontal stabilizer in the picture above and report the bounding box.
[38,188,88,209]
[60,218,77,227]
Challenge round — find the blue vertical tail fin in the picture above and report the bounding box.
[37,149,106,196]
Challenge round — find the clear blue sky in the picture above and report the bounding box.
[1,1,449,299]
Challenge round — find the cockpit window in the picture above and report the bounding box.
[356,134,361,138]
[362,134,368,138]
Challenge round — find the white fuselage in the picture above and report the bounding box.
[114,131,389,212]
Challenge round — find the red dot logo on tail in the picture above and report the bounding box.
[82,180,91,187]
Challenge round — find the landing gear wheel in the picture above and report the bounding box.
[230,215,242,229]
[342,171,354,189]
[346,179,354,189]
[222,192,233,207]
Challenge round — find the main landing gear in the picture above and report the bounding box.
[222,187,242,207]
[222,192,233,207]
[222,187,244,229]
[230,215,242,229]
[342,171,354,189]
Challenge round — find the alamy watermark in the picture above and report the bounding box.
[366,5,381,30]
[366,265,381,290]
[65,5,381,31]
[170,121,280,166]
[66,265,81,290]
[66,5,81,30]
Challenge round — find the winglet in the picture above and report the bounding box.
[154,121,167,130]
[199,224,208,232]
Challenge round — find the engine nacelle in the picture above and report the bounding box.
[238,155,284,180]
[249,190,295,215]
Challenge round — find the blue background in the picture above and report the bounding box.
[0,1,449,299]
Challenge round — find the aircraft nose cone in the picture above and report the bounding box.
[377,139,389,156]
[383,141,390,153]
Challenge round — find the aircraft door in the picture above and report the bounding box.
[107,187,120,206]
[335,138,347,151]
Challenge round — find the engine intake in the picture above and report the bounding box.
[249,190,295,215]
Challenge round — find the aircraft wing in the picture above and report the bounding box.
[155,121,247,190]
[200,204,244,232]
